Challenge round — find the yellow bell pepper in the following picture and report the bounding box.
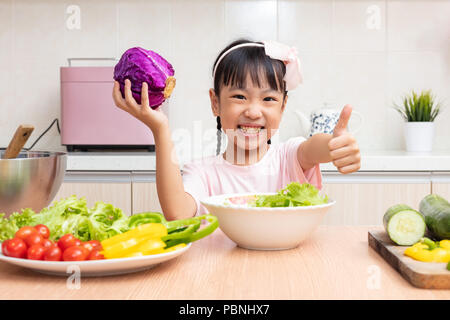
[101,223,167,248]
[440,240,450,250]
[102,237,166,259]
[100,223,168,259]
[121,239,167,258]
[101,237,143,258]
[124,243,187,258]
[404,238,450,263]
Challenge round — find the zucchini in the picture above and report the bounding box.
[419,194,450,240]
[383,204,426,245]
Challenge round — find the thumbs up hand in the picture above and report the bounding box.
[328,105,361,174]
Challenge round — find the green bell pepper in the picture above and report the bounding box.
[128,212,166,228]
[162,214,219,247]
[128,212,219,247]
[187,215,219,242]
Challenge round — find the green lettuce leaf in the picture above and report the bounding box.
[253,182,328,207]
[0,208,36,241]
[87,202,130,241]
[253,194,290,207]
[30,195,90,241]
[0,196,133,242]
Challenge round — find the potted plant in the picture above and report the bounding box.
[393,90,442,153]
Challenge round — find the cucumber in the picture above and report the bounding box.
[383,204,426,245]
[419,194,450,240]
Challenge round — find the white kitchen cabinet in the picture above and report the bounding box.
[432,184,450,198]
[321,172,431,226]
[54,171,439,225]
[130,171,433,224]
[131,172,162,214]
[431,173,450,198]
[54,172,133,215]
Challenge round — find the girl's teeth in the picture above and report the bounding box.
[239,126,261,133]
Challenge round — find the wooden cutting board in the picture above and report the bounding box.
[368,230,449,289]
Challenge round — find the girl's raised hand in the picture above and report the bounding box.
[328,105,361,174]
[112,79,169,133]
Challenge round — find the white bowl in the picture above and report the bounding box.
[200,193,335,250]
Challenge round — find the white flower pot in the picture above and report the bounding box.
[404,122,435,153]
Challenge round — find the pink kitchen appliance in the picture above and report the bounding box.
[60,58,155,152]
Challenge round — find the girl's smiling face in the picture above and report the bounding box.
[210,74,288,157]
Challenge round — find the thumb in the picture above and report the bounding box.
[333,105,353,137]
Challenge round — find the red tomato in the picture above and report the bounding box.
[80,242,91,252]
[33,224,50,239]
[62,246,89,261]
[87,249,105,260]
[81,240,101,253]
[87,240,102,250]
[57,234,81,251]
[24,233,43,247]
[27,244,46,260]
[43,245,62,261]
[15,226,38,241]
[41,239,53,249]
[2,238,27,258]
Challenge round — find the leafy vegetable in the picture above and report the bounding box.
[113,47,176,108]
[0,209,36,242]
[252,182,328,207]
[0,196,132,242]
[0,197,220,248]
[86,202,129,241]
[31,196,90,241]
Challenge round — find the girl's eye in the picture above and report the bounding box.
[232,95,246,100]
[264,97,277,102]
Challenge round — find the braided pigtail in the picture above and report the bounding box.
[216,116,222,156]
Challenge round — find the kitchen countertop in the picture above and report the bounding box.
[66,150,450,172]
[0,226,447,300]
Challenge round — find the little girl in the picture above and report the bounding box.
[113,39,361,220]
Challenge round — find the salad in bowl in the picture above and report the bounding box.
[223,182,329,208]
[201,182,335,250]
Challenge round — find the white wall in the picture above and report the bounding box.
[0,0,449,156]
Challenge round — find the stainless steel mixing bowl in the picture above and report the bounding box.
[0,151,67,217]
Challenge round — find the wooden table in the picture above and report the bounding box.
[0,226,448,300]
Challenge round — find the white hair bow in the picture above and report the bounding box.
[263,41,303,91]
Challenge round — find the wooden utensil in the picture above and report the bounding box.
[2,125,35,159]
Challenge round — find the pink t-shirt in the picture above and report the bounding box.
[182,136,323,216]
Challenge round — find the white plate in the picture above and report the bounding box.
[0,243,191,277]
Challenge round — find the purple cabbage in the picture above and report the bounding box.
[114,47,175,109]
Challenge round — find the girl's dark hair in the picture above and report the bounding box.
[213,39,287,155]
